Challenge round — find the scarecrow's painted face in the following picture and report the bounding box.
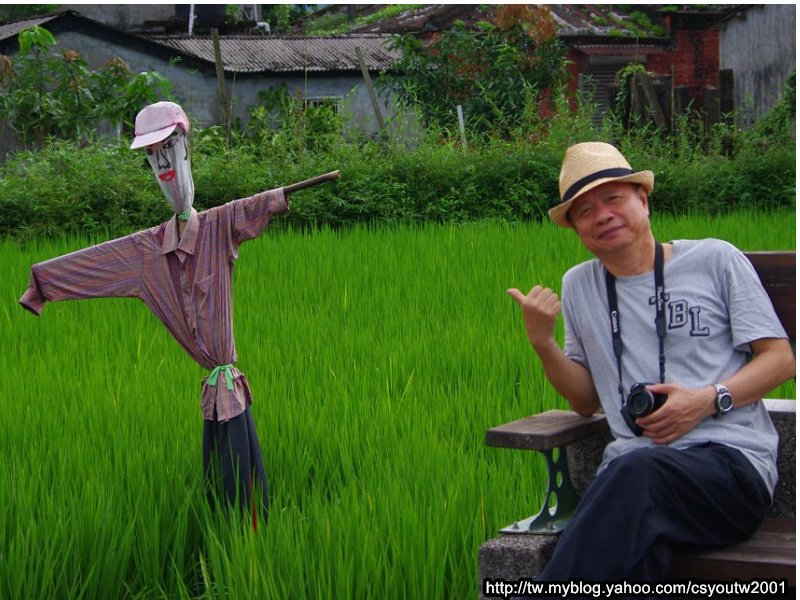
[145,129,194,214]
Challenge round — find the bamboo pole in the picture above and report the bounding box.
[211,28,231,146]
[355,46,385,132]
[284,170,341,195]
[456,105,467,152]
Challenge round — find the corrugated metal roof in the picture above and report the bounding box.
[0,15,58,42]
[145,34,402,74]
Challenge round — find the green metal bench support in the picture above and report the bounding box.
[486,410,608,534]
[500,446,581,534]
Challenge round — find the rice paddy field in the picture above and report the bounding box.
[2,210,795,599]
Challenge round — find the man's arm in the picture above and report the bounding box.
[639,337,795,444]
[507,285,600,416]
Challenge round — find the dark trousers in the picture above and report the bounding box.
[203,406,269,528]
[539,442,771,584]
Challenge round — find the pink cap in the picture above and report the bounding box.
[130,101,190,149]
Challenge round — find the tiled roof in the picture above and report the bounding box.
[302,4,735,40]
[549,5,667,38]
[145,34,402,74]
[342,5,488,35]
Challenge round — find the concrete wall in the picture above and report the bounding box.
[60,4,176,31]
[224,73,396,136]
[54,29,217,123]
[719,5,796,127]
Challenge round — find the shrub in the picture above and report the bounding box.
[0,140,165,239]
[0,25,171,149]
[0,73,795,240]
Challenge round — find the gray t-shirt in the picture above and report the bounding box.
[561,238,786,495]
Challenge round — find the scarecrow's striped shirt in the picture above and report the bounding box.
[19,188,288,423]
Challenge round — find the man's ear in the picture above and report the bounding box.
[636,184,649,213]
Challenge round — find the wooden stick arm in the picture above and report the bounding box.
[284,170,341,195]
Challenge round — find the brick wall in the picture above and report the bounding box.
[561,26,722,119]
[537,48,583,119]
[647,27,720,107]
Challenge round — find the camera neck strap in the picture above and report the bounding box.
[605,241,667,404]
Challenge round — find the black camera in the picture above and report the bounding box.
[621,383,668,436]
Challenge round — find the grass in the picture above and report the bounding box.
[1,210,795,599]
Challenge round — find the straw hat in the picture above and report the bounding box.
[549,142,654,228]
[130,101,190,149]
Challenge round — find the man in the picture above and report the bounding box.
[19,102,286,527]
[507,142,795,582]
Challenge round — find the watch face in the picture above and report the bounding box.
[717,392,734,412]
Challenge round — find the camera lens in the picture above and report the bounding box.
[628,389,653,417]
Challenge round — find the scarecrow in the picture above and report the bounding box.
[19,101,338,528]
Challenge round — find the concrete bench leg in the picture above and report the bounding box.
[478,534,558,600]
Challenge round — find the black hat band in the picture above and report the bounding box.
[562,168,635,202]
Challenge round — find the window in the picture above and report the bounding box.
[304,97,342,115]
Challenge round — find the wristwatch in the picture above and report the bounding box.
[713,384,734,416]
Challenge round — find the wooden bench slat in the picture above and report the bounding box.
[487,403,795,451]
[485,410,607,450]
[671,519,796,585]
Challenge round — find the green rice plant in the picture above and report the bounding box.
[1,211,794,599]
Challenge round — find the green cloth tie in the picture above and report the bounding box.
[178,209,191,221]
[208,364,235,391]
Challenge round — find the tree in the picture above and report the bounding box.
[383,5,567,137]
[0,26,172,149]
